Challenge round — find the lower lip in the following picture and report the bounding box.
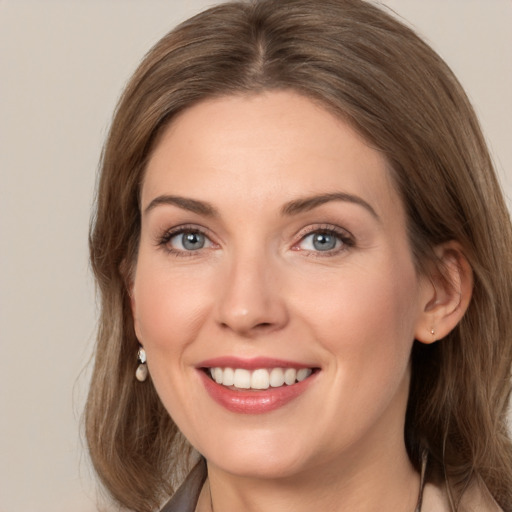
[198,370,317,414]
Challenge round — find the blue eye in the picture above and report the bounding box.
[298,230,347,252]
[168,231,211,251]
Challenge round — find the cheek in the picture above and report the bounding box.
[132,257,212,354]
[296,261,420,444]
[131,257,215,424]
[298,258,420,375]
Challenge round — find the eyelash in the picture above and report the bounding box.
[293,224,355,257]
[156,224,355,257]
[156,224,215,257]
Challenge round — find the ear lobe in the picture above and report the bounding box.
[415,242,473,344]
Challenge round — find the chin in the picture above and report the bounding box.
[208,450,311,480]
[195,426,319,480]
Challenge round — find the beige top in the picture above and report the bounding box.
[160,459,504,512]
[422,480,503,512]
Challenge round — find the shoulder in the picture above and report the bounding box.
[458,478,504,512]
[422,478,503,512]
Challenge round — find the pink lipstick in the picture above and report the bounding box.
[197,357,318,414]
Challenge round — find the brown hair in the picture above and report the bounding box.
[86,0,512,510]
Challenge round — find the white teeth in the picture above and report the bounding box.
[269,368,285,387]
[297,368,312,382]
[222,367,235,386]
[233,368,251,389]
[251,369,270,390]
[208,367,313,390]
[284,368,297,385]
[213,367,223,384]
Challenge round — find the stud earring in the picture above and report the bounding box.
[430,328,435,335]
[135,346,148,382]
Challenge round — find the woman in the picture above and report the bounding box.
[85,0,512,511]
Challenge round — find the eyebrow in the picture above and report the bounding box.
[144,191,379,220]
[144,195,218,216]
[281,192,379,220]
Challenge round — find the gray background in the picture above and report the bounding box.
[0,1,510,510]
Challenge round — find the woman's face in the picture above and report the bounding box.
[131,91,433,479]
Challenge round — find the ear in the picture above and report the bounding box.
[414,242,473,344]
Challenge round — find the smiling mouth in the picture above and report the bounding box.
[205,367,316,390]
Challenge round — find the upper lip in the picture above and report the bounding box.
[197,356,318,370]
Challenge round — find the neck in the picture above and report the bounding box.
[198,442,420,512]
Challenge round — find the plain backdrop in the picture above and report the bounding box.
[0,1,510,511]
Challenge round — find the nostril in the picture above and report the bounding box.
[219,320,275,335]
[254,322,274,331]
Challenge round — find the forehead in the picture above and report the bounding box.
[142,91,402,222]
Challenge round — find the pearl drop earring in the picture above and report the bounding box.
[135,346,148,382]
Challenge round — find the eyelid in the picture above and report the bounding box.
[294,223,353,241]
[292,224,355,254]
[155,223,218,255]
[154,222,354,257]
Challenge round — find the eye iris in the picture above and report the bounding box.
[182,232,205,250]
[313,232,337,251]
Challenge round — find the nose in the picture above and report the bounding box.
[215,250,289,337]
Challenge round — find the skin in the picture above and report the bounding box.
[130,91,471,512]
